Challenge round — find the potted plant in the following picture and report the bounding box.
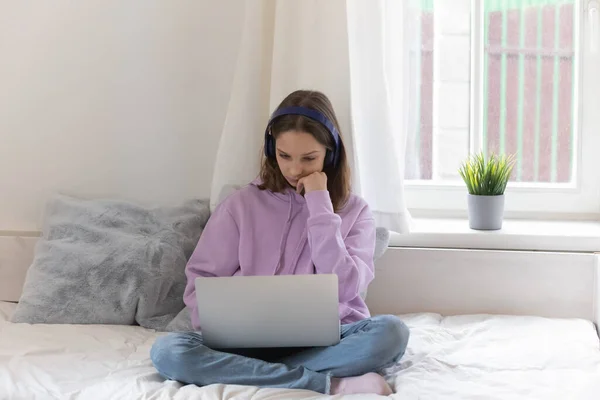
[458,152,515,230]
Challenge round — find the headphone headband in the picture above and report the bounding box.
[264,106,341,167]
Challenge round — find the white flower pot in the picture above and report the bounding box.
[467,194,505,230]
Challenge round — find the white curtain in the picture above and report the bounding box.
[210,0,415,233]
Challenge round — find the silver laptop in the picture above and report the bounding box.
[195,274,340,348]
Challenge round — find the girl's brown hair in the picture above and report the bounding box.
[258,90,351,212]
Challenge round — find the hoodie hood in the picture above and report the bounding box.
[250,177,306,205]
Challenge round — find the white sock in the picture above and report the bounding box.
[330,372,393,396]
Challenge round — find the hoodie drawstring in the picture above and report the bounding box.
[274,193,295,274]
[288,226,308,274]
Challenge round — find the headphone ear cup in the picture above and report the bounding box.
[264,134,275,159]
[324,150,334,167]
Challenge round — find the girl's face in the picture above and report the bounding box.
[275,130,327,188]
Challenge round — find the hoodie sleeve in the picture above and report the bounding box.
[183,204,240,330]
[304,190,376,303]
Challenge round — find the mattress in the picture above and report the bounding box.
[1,301,600,400]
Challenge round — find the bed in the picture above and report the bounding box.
[3,193,600,399]
[3,299,600,399]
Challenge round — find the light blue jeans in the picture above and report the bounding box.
[150,315,409,394]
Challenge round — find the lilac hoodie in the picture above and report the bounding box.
[183,179,376,331]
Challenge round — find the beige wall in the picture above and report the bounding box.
[0,0,243,231]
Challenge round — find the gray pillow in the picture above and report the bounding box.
[11,194,210,331]
[359,226,390,300]
[374,227,390,261]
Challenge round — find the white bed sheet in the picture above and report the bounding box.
[2,301,600,400]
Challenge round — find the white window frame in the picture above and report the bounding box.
[405,0,600,219]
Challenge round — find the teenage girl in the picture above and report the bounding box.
[151,90,409,396]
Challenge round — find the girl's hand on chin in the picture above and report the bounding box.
[296,172,327,194]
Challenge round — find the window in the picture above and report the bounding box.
[404,0,600,218]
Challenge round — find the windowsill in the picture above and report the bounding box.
[389,218,600,253]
